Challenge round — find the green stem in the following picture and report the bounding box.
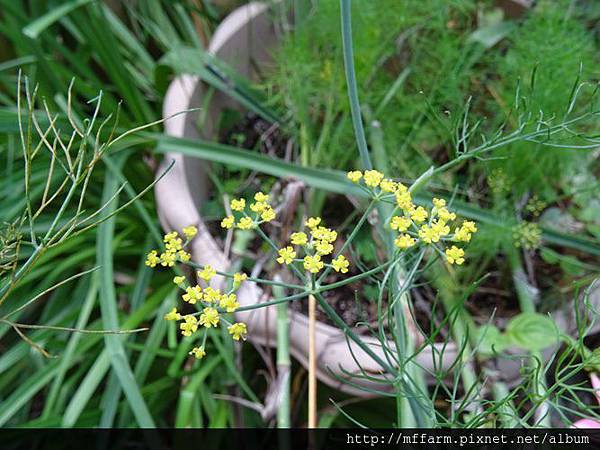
[273,283,290,428]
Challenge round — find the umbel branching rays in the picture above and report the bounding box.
[0,74,170,349]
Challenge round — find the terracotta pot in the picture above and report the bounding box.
[155,1,600,394]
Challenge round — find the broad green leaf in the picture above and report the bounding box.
[505,313,559,352]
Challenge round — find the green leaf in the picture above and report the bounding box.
[475,324,509,356]
[505,313,559,352]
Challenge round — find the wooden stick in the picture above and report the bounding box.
[308,293,317,428]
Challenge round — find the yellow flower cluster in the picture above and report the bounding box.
[145,228,197,268]
[348,170,478,266]
[277,217,349,275]
[146,228,249,361]
[221,191,276,231]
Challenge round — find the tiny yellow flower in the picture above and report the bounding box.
[260,207,276,222]
[183,225,198,239]
[237,217,254,230]
[396,191,414,211]
[164,308,181,321]
[189,346,206,359]
[219,293,240,312]
[145,250,160,268]
[180,315,198,337]
[250,201,268,213]
[380,179,398,193]
[437,207,456,222]
[315,240,334,256]
[454,226,472,242]
[182,285,202,304]
[445,246,465,265]
[347,170,363,183]
[394,234,416,249]
[305,217,321,229]
[177,250,191,262]
[277,246,296,265]
[221,215,235,229]
[390,216,412,232]
[432,219,450,237]
[163,231,179,243]
[331,255,349,273]
[410,206,428,224]
[173,276,186,286]
[197,265,217,282]
[418,225,440,244]
[311,226,337,243]
[363,170,384,187]
[160,251,176,267]
[202,287,221,304]
[233,272,248,288]
[230,198,246,212]
[432,198,446,209]
[303,254,324,273]
[290,232,308,246]
[396,182,408,193]
[462,221,477,233]
[165,237,183,252]
[254,192,270,203]
[199,307,220,328]
[228,322,248,341]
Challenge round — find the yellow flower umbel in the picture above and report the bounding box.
[345,169,479,263]
[146,226,258,361]
[221,215,234,229]
[303,254,324,274]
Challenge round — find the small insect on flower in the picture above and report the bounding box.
[347,170,362,183]
[189,346,206,359]
[331,255,350,273]
[164,308,181,321]
[237,217,254,230]
[303,254,324,274]
[198,265,217,282]
[173,276,186,286]
[290,232,308,246]
[199,307,220,328]
[445,246,465,265]
[363,170,384,188]
[219,293,240,312]
[145,250,160,268]
[277,246,297,265]
[230,198,246,212]
[233,272,247,288]
[390,216,412,232]
[180,315,198,337]
[182,225,198,239]
[228,322,248,341]
[305,217,321,229]
[394,234,416,249]
[221,215,235,229]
